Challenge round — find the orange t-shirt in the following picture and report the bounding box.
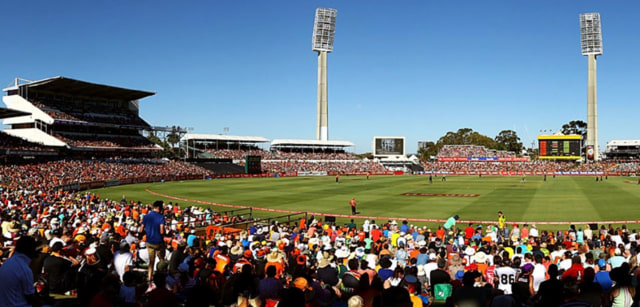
[264,261,284,277]
[215,254,230,273]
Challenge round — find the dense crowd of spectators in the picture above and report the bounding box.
[203,149,282,161]
[203,148,385,174]
[204,149,359,162]
[606,161,640,174]
[55,134,158,149]
[0,159,210,188]
[0,158,640,306]
[261,160,388,174]
[31,99,148,127]
[437,145,516,158]
[277,151,359,161]
[1,166,639,307]
[422,161,633,174]
[0,132,56,152]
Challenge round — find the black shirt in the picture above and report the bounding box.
[43,254,73,293]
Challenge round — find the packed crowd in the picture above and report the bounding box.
[0,159,210,189]
[203,149,282,161]
[204,149,359,162]
[437,145,516,158]
[0,158,639,306]
[55,134,158,149]
[606,162,640,174]
[31,99,149,127]
[201,148,384,174]
[422,161,630,174]
[261,160,388,174]
[2,186,639,306]
[0,132,56,152]
[276,151,359,161]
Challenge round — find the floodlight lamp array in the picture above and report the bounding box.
[580,13,603,56]
[312,8,337,52]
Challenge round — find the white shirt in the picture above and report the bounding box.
[532,263,546,292]
[495,266,518,294]
[114,251,133,281]
[558,259,572,272]
[423,262,438,284]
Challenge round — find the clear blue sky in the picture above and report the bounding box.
[1,1,638,154]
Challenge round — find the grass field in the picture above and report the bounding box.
[90,175,640,230]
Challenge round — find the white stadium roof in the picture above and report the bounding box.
[181,133,269,143]
[607,140,640,146]
[270,139,354,147]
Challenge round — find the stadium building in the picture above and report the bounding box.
[2,76,161,158]
[605,140,640,160]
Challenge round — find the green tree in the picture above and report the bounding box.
[470,132,497,149]
[436,128,496,149]
[418,141,438,161]
[494,130,523,153]
[561,120,587,139]
[167,132,180,148]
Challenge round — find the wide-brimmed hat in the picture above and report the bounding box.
[318,252,334,268]
[464,246,475,256]
[230,245,243,256]
[267,250,282,262]
[474,251,487,264]
[450,254,462,265]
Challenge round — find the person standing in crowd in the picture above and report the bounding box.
[43,241,80,294]
[444,215,459,233]
[497,211,506,240]
[0,236,42,307]
[141,200,166,282]
[350,197,357,215]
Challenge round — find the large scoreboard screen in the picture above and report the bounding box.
[373,137,405,156]
[245,155,262,174]
[538,135,582,160]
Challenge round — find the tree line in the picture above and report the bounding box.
[418,120,587,161]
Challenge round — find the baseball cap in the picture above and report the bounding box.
[598,259,606,269]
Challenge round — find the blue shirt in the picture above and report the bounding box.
[142,211,165,245]
[187,234,197,247]
[0,252,35,307]
[594,271,613,292]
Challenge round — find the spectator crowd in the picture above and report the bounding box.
[0,157,639,306]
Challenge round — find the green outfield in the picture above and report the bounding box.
[90,175,640,229]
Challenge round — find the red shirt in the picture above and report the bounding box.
[561,263,585,282]
[371,228,382,242]
[465,226,474,239]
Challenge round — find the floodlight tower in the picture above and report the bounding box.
[580,12,603,161]
[312,8,337,141]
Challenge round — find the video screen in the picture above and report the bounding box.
[374,138,404,155]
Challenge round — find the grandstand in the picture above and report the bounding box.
[437,144,521,161]
[2,76,161,157]
[605,140,640,160]
[182,133,270,174]
[0,107,58,161]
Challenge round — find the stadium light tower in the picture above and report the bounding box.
[580,12,603,161]
[312,8,337,141]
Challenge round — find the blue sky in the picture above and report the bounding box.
[1,1,638,154]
